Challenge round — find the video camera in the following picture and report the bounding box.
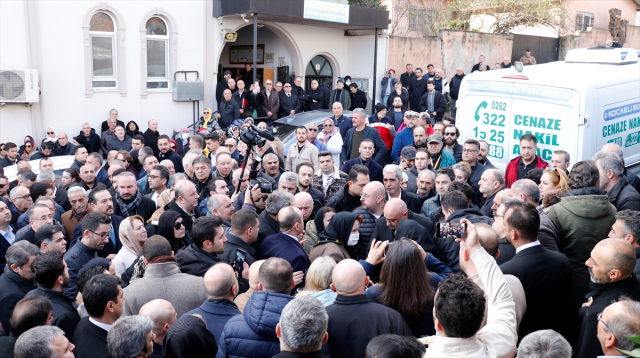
[239,124,275,148]
[247,157,273,194]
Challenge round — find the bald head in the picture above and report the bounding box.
[384,198,408,218]
[139,299,177,342]
[511,179,540,205]
[476,223,501,258]
[602,143,624,158]
[204,263,237,299]
[331,259,368,296]
[248,260,265,290]
[594,238,636,278]
[491,188,512,212]
[293,192,314,221]
[278,206,303,232]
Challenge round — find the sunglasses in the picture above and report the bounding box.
[547,167,558,173]
[203,112,210,114]
[444,132,456,137]
[324,124,333,127]
[47,132,54,135]
[25,145,32,148]
[174,221,184,230]
[308,128,318,132]
[224,144,235,148]
[0,184,6,189]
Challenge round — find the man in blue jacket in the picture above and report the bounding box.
[216,257,295,358]
[341,108,387,166]
[218,89,240,129]
[391,111,419,161]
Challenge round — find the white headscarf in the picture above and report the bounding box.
[44,127,57,143]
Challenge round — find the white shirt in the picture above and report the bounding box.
[321,168,341,188]
[89,317,112,332]
[0,226,15,245]
[515,240,541,254]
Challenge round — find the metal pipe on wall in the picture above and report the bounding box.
[372,28,378,107]
[253,13,258,84]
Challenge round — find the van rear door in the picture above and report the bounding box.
[597,81,640,166]
[459,81,580,171]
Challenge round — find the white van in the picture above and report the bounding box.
[456,47,640,172]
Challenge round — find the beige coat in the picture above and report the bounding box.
[285,141,319,172]
[309,242,350,264]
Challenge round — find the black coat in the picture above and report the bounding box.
[606,176,640,211]
[25,287,81,339]
[0,334,16,358]
[256,210,280,254]
[74,129,101,154]
[218,99,241,129]
[325,184,362,214]
[243,92,266,118]
[500,245,572,341]
[164,200,200,247]
[323,294,412,358]
[386,88,409,111]
[101,119,125,134]
[435,208,494,273]
[447,142,463,163]
[449,73,465,100]
[351,206,378,260]
[112,194,157,223]
[0,157,18,168]
[400,71,416,89]
[349,89,368,111]
[575,274,640,358]
[221,231,258,293]
[0,269,36,336]
[319,83,331,109]
[143,129,160,157]
[386,189,423,215]
[278,92,300,118]
[496,238,516,265]
[54,187,71,211]
[315,212,360,260]
[72,316,110,358]
[370,214,436,255]
[294,85,309,112]
[216,78,230,105]
[70,215,124,259]
[175,243,221,277]
[408,78,427,111]
[306,88,324,111]
[419,91,448,122]
[158,149,184,173]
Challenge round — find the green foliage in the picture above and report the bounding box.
[348,0,387,10]
[617,335,640,357]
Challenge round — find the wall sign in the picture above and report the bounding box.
[265,53,274,63]
[303,0,350,24]
[229,45,265,64]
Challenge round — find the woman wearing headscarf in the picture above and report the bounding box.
[158,210,188,253]
[125,121,141,138]
[200,107,221,131]
[42,127,58,145]
[303,207,335,256]
[19,136,36,158]
[163,315,218,358]
[309,212,362,263]
[112,215,148,277]
[316,117,343,165]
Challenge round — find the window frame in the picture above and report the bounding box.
[89,13,118,90]
[139,10,178,98]
[145,17,170,91]
[575,12,594,32]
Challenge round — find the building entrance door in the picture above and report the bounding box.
[305,55,333,89]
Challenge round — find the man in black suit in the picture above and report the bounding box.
[278,83,300,118]
[257,190,294,252]
[499,198,572,342]
[369,198,435,255]
[72,274,123,358]
[382,164,422,214]
[0,295,52,356]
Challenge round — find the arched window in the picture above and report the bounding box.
[90,12,117,88]
[145,17,169,89]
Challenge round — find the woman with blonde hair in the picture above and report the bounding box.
[296,256,337,306]
[112,215,148,277]
[539,168,569,198]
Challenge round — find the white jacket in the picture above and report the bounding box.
[316,131,343,165]
[424,248,518,358]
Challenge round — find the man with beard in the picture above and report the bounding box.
[405,148,434,195]
[70,165,97,191]
[286,126,319,172]
[352,181,386,258]
[157,135,184,173]
[419,80,447,123]
[112,172,156,223]
[388,96,406,130]
[341,109,387,166]
[593,151,640,211]
[191,155,214,200]
[426,134,456,170]
[443,125,463,162]
[477,140,495,168]
[327,165,370,213]
[295,162,325,215]
[505,134,548,188]
[390,111,419,162]
[411,126,427,150]
[70,146,88,172]
[576,238,640,358]
[216,70,232,105]
[262,153,283,183]
[27,251,80,339]
[408,68,427,112]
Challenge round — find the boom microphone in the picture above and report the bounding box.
[250,124,275,141]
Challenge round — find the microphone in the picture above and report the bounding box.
[250,125,275,141]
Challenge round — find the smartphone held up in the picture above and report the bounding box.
[436,222,467,239]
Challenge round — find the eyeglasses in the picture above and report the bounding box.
[89,231,110,239]
[462,149,477,153]
[224,144,235,148]
[33,215,54,221]
[148,175,159,180]
[324,124,333,127]
[308,128,318,132]
[16,194,31,201]
[284,85,291,88]
[0,184,6,189]
[203,112,210,114]
[174,221,184,230]
[444,132,457,137]
[597,312,616,339]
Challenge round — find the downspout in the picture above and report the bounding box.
[373,28,378,107]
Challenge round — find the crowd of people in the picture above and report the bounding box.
[0,57,640,358]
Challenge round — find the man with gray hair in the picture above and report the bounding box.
[593,150,640,211]
[87,152,110,188]
[478,168,505,219]
[511,179,558,251]
[517,329,571,358]
[0,240,39,335]
[278,171,298,194]
[36,166,69,210]
[14,326,75,358]
[261,207,309,292]
[160,159,175,175]
[107,315,155,358]
[609,210,640,275]
[382,164,422,214]
[275,295,329,357]
[207,193,234,230]
[257,190,294,249]
[550,149,571,174]
[602,142,640,193]
[341,108,387,165]
[60,186,89,238]
[597,297,640,356]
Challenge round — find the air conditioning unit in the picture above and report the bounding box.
[0,69,39,103]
